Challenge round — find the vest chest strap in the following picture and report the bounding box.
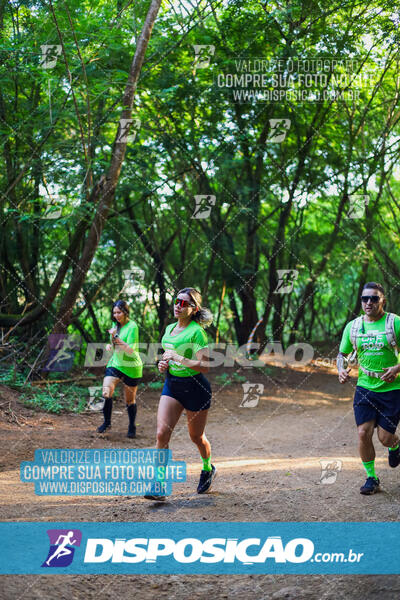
[359,365,383,378]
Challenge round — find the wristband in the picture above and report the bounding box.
[336,354,345,370]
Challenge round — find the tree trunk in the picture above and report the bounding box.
[123,195,173,336]
[51,0,162,335]
[229,291,242,344]
[215,281,226,344]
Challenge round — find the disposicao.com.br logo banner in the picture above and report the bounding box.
[1,522,400,574]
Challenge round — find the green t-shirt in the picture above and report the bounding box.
[162,320,208,377]
[339,312,400,391]
[107,320,143,378]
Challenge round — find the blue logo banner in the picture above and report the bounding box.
[1,522,400,574]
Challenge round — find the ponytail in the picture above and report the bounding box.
[193,306,213,328]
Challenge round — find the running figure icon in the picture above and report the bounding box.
[45,531,77,566]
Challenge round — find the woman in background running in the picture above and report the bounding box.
[97,300,142,438]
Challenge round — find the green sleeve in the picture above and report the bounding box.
[192,327,208,355]
[126,322,139,350]
[339,321,353,354]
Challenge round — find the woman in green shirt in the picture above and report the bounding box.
[144,288,216,500]
[97,300,143,438]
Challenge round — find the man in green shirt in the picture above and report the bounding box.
[337,282,400,495]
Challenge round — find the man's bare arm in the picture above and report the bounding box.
[336,352,346,370]
[337,352,350,383]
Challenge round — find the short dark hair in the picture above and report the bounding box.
[362,282,385,295]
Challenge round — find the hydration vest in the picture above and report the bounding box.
[349,312,399,377]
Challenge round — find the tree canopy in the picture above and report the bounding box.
[1,0,400,367]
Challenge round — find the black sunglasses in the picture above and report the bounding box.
[361,295,380,303]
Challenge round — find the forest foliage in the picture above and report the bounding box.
[2,0,400,378]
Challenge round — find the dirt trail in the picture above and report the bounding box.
[1,364,400,599]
